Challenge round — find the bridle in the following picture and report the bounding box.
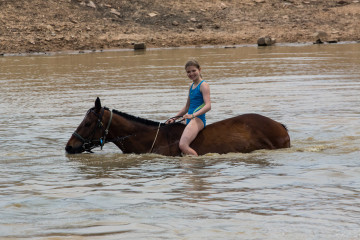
[72,110,184,154]
[72,108,113,153]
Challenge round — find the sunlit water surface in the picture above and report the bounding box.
[1,43,359,239]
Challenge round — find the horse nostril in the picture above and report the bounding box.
[65,146,72,153]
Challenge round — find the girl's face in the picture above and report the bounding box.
[186,65,201,81]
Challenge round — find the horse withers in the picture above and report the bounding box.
[65,98,290,156]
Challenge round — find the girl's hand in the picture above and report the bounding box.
[165,116,182,124]
[165,118,175,124]
[183,113,194,120]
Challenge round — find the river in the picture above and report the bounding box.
[1,43,359,239]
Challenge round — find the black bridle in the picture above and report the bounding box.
[72,108,113,153]
[72,110,184,154]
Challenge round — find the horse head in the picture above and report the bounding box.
[65,97,110,154]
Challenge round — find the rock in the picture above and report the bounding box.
[69,18,78,24]
[257,36,275,46]
[172,21,179,26]
[220,3,227,9]
[314,39,324,44]
[87,1,96,9]
[257,37,266,46]
[148,12,158,17]
[188,28,195,32]
[110,9,121,17]
[313,31,328,44]
[190,18,197,22]
[134,42,146,50]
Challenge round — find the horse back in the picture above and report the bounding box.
[192,113,290,155]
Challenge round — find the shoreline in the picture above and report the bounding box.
[1,41,359,58]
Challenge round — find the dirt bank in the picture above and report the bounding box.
[0,0,359,54]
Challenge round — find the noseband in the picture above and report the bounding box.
[72,108,113,153]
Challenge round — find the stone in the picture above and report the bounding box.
[314,39,324,44]
[257,36,275,46]
[313,31,328,44]
[110,9,121,17]
[172,21,179,26]
[87,0,96,8]
[134,42,146,50]
[69,18,78,24]
[148,13,158,17]
[220,3,227,9]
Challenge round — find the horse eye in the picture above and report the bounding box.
[84,122,91,128]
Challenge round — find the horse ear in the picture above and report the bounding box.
[95,97,101,111]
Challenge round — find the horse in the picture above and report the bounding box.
[65,97,290,156]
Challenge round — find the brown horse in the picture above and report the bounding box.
[65,98,290,156]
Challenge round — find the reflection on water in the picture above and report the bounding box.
[0,43,360,239]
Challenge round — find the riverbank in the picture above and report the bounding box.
[0,0,359,55]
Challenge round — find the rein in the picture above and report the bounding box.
[106,116,182,154]
[149,116,183,153]
[73,111,183,154]
[149,122,161,153]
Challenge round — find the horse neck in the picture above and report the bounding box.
[109,111,156,137]
[105,109,185,155]
[104,110,159,153]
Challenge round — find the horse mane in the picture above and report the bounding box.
[108,107,164,127]
[281,123,288,132]
[97,107,184,128]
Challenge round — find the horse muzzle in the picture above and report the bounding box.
[65,145,86,154]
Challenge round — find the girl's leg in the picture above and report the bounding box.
[179,118,204,156]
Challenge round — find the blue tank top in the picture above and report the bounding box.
[187,80,206,126]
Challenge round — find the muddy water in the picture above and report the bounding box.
[1,43,359,239]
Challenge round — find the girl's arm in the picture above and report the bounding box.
[166,86,191,123]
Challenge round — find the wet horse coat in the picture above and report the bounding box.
[65,98,290,156]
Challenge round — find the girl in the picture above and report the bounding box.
[166,60,211,156]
